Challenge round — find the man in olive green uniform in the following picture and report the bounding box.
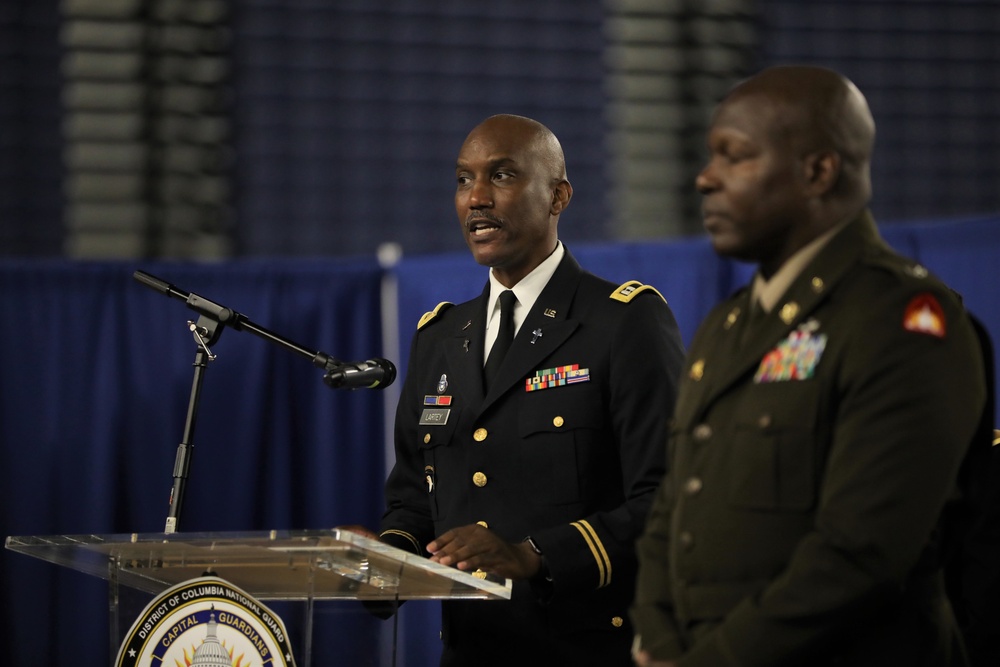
[630,66,988,666]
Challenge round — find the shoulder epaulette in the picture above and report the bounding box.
[417,302,454,330]
[609,280,666,304]
[863,250,945,290]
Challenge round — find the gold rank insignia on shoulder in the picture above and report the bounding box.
[610,280,666,304]
[417,302,454,330]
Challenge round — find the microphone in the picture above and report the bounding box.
[323,358,397,390]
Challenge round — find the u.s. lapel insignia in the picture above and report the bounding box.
[543,308,557,318]
[903,293,946,338]
[723,307,741,330]
[525,364,590,391]
[754,318,827,383]
[779,301,800,324]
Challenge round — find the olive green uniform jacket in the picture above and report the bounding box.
[631,212,987,666]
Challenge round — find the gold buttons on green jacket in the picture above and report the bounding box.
[779,302,800,324]
[723,307,741,330]
[473,472,487,487]
[477,520,489,528]
[684,477,703,495]
[678,531,694,550]
[553,416,564,427]
[693,424,712,441]
[611,616,624,628]
[473,428,488,442]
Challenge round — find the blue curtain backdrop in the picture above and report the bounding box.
[0,259,388,665]
[2,215,999,666]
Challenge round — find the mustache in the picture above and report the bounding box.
[465,211,504,228]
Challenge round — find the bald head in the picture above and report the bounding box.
[464,114,568,184]
[724,66,875,206]
[696,66,878,274]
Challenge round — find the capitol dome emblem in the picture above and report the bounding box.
[115,576,295,667]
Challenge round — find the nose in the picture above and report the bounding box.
[467,178,493,209]
[695,159,718,194]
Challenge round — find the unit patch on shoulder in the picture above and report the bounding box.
[417,302,454,330]
[610,280,666,304]
[903,293,946,338]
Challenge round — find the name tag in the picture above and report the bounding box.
[419,408,450,425]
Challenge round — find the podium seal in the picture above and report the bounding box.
[115,575,296,667]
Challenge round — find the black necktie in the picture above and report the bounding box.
[484,290,516,389]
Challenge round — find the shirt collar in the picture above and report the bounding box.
[752,219,851,313]
[486,240,564,333]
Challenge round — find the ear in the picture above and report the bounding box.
[803,151,841,196]
[550,180,573,215]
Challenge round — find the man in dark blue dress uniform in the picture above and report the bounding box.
[376,114,685,666]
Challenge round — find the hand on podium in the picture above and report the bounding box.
[427,524,542,581]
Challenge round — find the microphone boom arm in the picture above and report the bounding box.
[133,269,392,533]
[134,269,345,373]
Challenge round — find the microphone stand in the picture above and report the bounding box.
[133,270,355,534]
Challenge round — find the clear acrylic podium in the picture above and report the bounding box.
[5,528,511,665]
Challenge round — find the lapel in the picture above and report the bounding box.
[478,251,583,415]
[442,283,489,406]
[685,212,880,418]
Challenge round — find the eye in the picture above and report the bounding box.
[726,141,757,164]
[492,171,513,182]
[723,149,747,164]
[456,174,471,186]
[709,134,754,165]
